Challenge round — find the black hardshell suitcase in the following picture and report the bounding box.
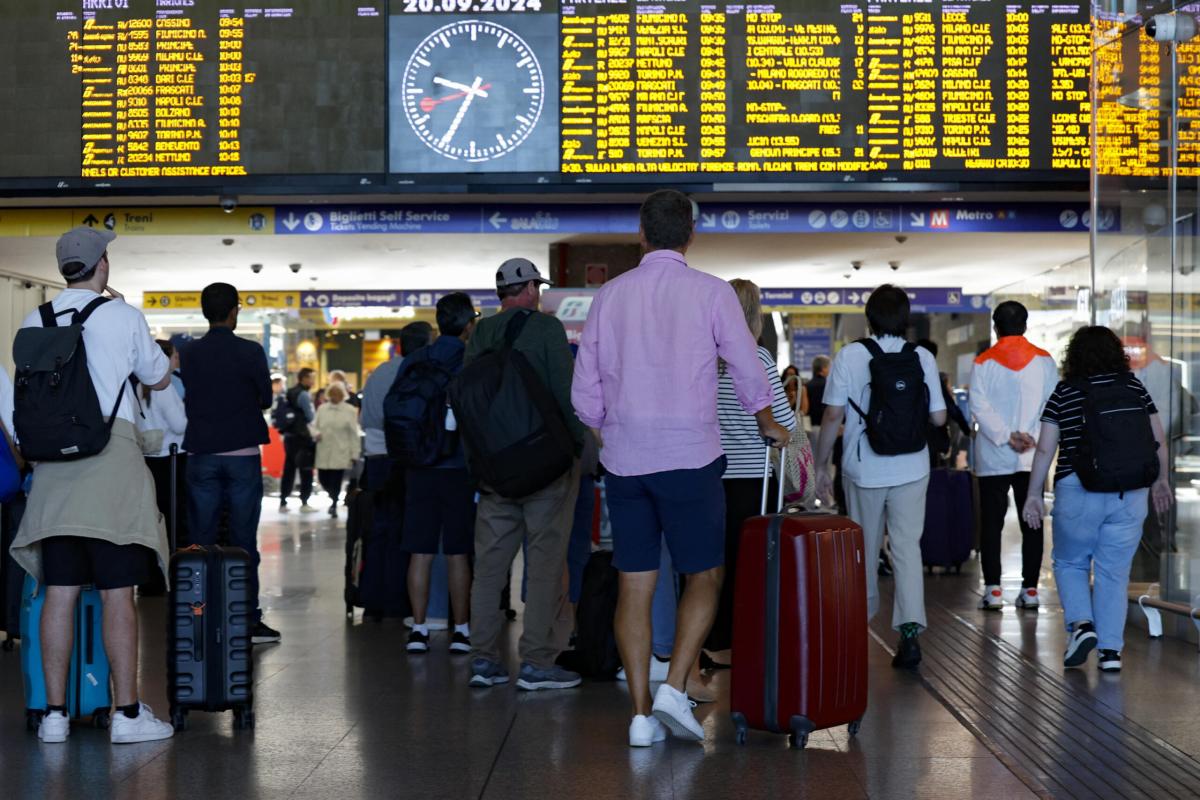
[167,544,255,731]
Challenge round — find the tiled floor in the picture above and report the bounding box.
[0,496,1197,799]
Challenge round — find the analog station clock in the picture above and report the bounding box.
[400,20,546,163]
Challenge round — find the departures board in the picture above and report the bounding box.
[0,0,1099,191]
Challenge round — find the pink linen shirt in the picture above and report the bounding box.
[571,249,773,477]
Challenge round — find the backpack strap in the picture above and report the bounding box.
[856,337,885,360]
[37,302,57,328]
[72,297,111,325]
[504,310,534,348]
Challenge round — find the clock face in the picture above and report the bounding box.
[401,20,546,163]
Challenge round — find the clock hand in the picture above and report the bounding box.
[420,83,493,113]
[440,76,484,147]
[432,76,491,98]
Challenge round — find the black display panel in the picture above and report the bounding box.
[0,0,1093,192]
[0,2,385,187]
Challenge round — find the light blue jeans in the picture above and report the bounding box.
[1051,474,1148,652]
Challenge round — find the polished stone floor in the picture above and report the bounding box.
[1,494,1198,799]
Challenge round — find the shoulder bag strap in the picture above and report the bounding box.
[504,309,534,348]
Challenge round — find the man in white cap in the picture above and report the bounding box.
[463,258,589,691]
[9,226,175,744]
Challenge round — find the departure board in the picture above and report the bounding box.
[0,2,385,184]
[1095,11,1200,178]
[0,0,1096,190]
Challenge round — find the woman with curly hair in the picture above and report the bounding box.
[1022,326,1172,673]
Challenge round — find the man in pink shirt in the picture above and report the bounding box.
[573,190,790,747]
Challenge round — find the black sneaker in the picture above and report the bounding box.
[449,631,470,654]
[251,622,282,645]
[892,635,922,669]
[1063,624,1097,668]
[406,630,430,653]
[1098,649,1122,672]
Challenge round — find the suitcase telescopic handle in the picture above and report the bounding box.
[761,440,786,516]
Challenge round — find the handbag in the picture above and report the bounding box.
[780,426,816,508]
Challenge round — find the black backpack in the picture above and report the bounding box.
[448,310,574,498]
[12,298,125,462]
[847,339,929,456]
[1070,375,1160,493]
[383,347,455,468]
[273,386,311,437]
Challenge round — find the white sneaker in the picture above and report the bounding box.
[651,684,704,741]
[979,585,1004,611]
[616,656,671,684]
[1015,588,1040,608]
[37,711,70,743]
[110,703,174,744]
[629,714,669,747]
[299,504,319,514]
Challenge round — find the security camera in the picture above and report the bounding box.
[219,195,238,213]
[889,260,901,271]
[250,263,263,274]
[289,263,302,274]
[222,238,235,247]
[895,235,908,245]
[1147,13,1197,42]
[851,260,863,271]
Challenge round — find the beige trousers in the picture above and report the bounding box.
[844,475,930,631]
[469,460,581,668]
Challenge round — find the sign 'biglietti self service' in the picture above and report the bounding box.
[0,1,1172,192]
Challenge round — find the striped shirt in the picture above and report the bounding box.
[718,347,798,479]
[1041,373,1157,483]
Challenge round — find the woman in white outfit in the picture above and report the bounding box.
[313,382,361,519]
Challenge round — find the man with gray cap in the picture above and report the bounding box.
[10,226,175,744]
[463,258,588,691]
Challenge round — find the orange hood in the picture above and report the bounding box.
[975,336,1052,372]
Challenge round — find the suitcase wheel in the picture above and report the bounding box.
[789,732,809,750]
[504,609,517,622]
[345,604,354,619]
[849,719,862,737]
[233,705,255,730]
[25,710,43,733]
[953,563,963,574]
[731,712,748,746]
[170,708,187,732]
[2,638,14,652]
[92,710,110,730]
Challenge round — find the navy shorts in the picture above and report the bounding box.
[606,456,726,575]
[401,468,477,556]
[41,536,156,590]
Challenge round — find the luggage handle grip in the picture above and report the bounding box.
[761,440,786,516]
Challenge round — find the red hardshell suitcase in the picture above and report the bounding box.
[731,448,870,749]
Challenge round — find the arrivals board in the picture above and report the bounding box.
[0,0,1097,192]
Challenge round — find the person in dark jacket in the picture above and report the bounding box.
[181,282,279,644]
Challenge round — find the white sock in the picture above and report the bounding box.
[455,623,470,636]
[414,623,429,636]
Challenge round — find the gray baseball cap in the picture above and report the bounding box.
[56,226,115,280]
[496,257,552,289]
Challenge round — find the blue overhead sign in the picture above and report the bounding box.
[275,203,1117,236]
[899,203,1116,233]
[300,289,498,309]
[762,287,987,314]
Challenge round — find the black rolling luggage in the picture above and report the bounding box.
[168,545,254,730]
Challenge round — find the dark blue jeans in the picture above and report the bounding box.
[187,454,264,623]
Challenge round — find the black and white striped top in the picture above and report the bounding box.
[1041,373,1157,483]
[718,347,798,479]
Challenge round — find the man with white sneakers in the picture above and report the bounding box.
[970,301,1058,610]
[573,190,789,747]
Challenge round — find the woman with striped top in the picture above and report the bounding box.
[704,279,799,661]
[1022,326,1172,673]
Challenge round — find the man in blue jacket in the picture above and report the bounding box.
[181,282,279,644]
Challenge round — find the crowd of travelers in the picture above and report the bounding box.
[0,189,1174,749]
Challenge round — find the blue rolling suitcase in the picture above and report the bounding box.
[921,468,975,572]
[20,575,112,731]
